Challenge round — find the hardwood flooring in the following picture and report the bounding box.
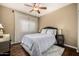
[62,46,79,56]
[10,44,30,56]
[10,44,79,56]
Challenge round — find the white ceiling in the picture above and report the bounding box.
[0,3,70,17]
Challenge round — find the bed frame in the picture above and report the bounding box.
[43,26,58,35]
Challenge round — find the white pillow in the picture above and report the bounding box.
[47,29,57,44]
[47,29,56,35]
[41,29,47,34]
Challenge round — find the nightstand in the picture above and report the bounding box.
[0,34,10,56]
[56,34,64,46]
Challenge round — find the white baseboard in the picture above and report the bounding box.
[77,50,79,53]
[64,44,77,49]
[11,41,20,45]
[11,42,15,44]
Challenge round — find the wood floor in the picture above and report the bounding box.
[10,44,79,56]
[10,44,30,56]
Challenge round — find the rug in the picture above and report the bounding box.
[42,45,65,56]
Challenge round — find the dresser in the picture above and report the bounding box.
[0,34,10,56]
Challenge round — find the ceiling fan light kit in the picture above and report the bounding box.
[24,3,47,14]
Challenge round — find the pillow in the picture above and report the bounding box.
[46,29,56,35]
[41,29,47,34]
[46,29,57,44]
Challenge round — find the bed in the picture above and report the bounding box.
[21,27,64,56]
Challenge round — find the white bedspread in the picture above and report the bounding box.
[21,33,56,56]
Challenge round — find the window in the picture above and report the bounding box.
[15,11,38,43]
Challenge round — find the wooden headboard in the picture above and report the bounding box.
[43,26,58,35]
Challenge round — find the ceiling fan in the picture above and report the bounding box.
[24,3,47,14]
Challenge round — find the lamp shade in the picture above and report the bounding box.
[0,24,3,28]
[58,29,62,35]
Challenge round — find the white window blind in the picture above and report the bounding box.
[15,11,38,43]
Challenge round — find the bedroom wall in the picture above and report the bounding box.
[0,5,15,43]
[39,4,77,47]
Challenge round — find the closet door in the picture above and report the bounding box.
[15,11,38,43]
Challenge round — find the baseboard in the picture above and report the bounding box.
[11,42,15,44]
[11,41,20,45]
[77,50,79,53]
[64,44,77,49]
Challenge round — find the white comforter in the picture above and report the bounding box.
[21,33,56,56]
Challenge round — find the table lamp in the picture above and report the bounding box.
[58,28,63,35]
[0,24,4,38]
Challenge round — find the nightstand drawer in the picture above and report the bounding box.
[0,41,10,53]
[58,40,64,44]
[57,36,63,39]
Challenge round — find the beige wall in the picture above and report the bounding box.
[0,6,1,22]
[39,4,77,47]
[0,6,15,42]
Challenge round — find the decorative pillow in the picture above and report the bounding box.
[47,29,56,35]
[41,29,47,34]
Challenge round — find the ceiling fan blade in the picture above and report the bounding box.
[37,10,40,14]
[39,7,47,9]
[33,3,36,7]
[24,4,32,7]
